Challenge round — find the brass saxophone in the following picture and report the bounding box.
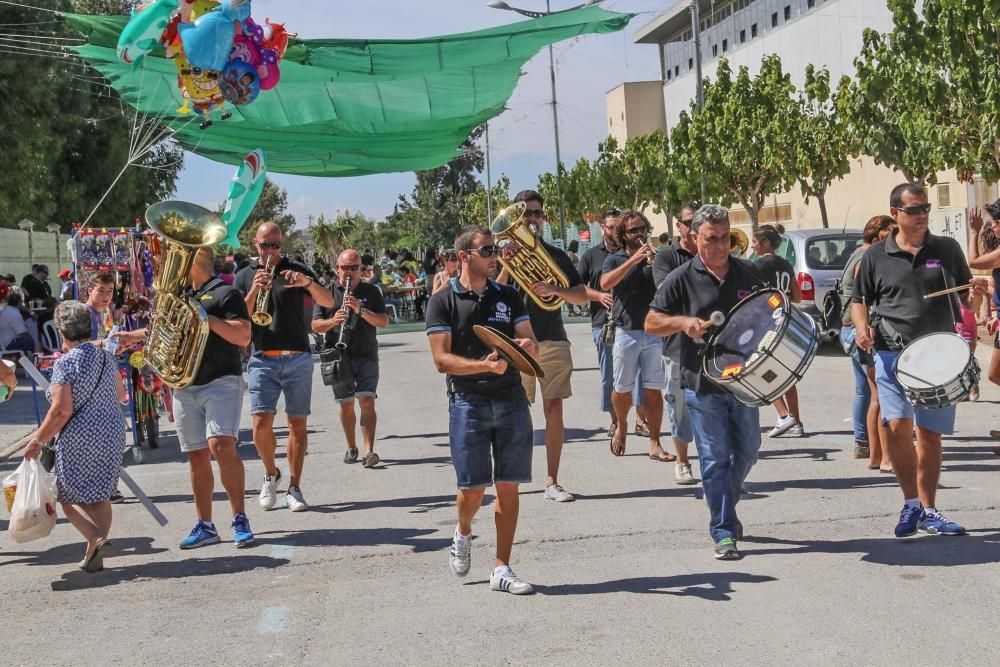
[144,201,227,389]
[251,256,277,326]
[491,202,570,311]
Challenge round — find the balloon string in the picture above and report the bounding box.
[0,0,62,14]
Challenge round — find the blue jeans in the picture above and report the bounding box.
[592,327,644,413]
[663,356,693,444]
[684,390,761,543]
[850,350,870,444]
[448,393,532,489]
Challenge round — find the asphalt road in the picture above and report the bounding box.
[2,322,1000,665]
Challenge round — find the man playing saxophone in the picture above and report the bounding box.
[234,222,334,513]
[312,249,389,469]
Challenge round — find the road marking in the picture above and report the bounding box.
[270,544,295,560]
[258,607,288,634]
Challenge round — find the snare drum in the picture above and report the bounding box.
[703,289,820,407]
[895,332,980,409]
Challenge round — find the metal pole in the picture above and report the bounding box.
[547,0,567,247]
[485,122,493,224]
[690,0,706,200]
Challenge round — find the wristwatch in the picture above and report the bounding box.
[359,307,367,317]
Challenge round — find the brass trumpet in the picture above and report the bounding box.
[644,240,656,266]
[251,256,277,326]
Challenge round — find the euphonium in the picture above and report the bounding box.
[251,256,277,326]
[144,201,227,389]
[490,202,570,311]
[730,228,749,257]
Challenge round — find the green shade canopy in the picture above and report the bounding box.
[64,7,633,177]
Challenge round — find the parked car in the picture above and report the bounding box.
[772,229,864,337]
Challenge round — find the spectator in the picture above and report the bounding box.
[218,261,236,285]
[432,249,460,293]
[58,269,76,301]
[658,232,671,247]
[233,253,250,274]
[1,292,35,354]
[21,264,52,304]
[400,265,417,286]
[22,300,127,573]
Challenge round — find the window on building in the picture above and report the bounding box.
[722,38,728,52]
[771,12,778,27]
[807,0,815,7]
[784,5,791,20]
[666,70,672,81]
[740,29,746,43]
[938,184,951,208]
[674,65,679,76]
[688,57,693,70]
[751,23,758,37]
[712,44,718,57]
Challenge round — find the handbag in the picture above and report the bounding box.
[40,350,107,472]
[319,347,354,387]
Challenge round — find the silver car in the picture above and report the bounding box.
[772,229,864,338]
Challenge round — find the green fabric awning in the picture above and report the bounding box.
[64,7,633,177]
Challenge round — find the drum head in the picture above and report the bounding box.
[896,333,971,388]
[704,290,788,380]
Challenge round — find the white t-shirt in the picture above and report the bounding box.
[0,305,27,347]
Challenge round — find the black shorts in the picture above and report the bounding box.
[332,356,379,402]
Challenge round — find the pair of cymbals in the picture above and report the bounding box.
[473,325,545,378]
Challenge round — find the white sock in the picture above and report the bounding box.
[493,565,510,575]
[924,506,937,514]
[454,526,470,540]
[904,497,921,509]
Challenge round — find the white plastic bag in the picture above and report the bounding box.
[7,458,58,543]
[2,469,17,514]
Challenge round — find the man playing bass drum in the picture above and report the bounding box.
[313,249,389,469]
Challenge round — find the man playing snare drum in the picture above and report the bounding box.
[852,183,987,538]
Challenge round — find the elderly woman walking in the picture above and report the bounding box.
[23,301,126,573]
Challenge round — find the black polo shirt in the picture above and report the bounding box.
[234,257,317,355]
[650,256,765,394]
[425,278,529,401]
[753,254,795,296]
[651,244,695,288]
[852,230,971,349]
[511,240,583,342]
[577,243,616,328]
[188,278,249,387]
[602,250,657,331]
[313,281,385,361]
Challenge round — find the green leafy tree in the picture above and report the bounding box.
[462,175,512,227]
[234,179,297,250]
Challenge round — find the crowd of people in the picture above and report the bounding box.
[4,183,1000,594]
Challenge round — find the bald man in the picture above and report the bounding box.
[313,249,389,467]
[234,222,334,513]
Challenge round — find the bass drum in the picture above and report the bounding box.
[703,289,820,407]
[895,332,980,409]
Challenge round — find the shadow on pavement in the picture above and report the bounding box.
[253,527,451,553]
[380,432,449,441]
[318,493,494,514]
[0,536,167,568]
[384,455,452,468]
[534,572,777,600]
[50,554,290,591]
[743,530,1000,566]
[759,447,839,461]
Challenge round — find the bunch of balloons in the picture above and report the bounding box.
[116,0,293,129]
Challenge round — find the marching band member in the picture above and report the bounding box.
[600,211,669,462]
[234,222,334,513]
[498,190,588,503]
[852,184,987,538]
[312,249,389,468]
[645,204,765,560]
[426,225,538,595]
[651,205,699,484]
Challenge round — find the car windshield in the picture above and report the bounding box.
[804,235,863,271]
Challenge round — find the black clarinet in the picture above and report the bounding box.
[335,276,357,351]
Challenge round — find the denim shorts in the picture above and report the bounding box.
[448,393,532,489]
[247,352,314,417]
[612,329,666,393]
[173,375,244,452]
[333,356,379,403]
[874,350,956,434]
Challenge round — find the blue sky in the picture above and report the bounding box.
[173,0,665,225]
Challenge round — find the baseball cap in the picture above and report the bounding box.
[58,269,72,279]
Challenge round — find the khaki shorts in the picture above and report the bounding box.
[521,340,573,403]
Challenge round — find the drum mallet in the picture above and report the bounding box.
[695,311,726,344]
[923,283,972,299]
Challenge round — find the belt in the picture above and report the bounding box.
[261,350,304,357]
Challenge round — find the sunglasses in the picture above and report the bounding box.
[898,203,931,215]
[257,241,282,250]
[468,245,498,258]
[338,264,361,271]
[625,226,649,235]
[523,209,545,218]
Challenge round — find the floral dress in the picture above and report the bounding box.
[48,343,125,504]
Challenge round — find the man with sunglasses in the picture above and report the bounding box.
[312,249,389,468]
[651,205,700,485]
[852,183,987,539]
[601,211,669,462]
[498,190,588,503]
[426,225,538,595]
[234,222,334,513]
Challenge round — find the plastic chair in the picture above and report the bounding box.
[377,286,399,323]
[41,320,61,353]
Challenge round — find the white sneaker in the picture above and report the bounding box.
[258,470,280,510]
[768,415,797,437]
[543,483,574,502]
[449,527,471,577]
[490,566,533,595]
[787,421,805,437]
[285,486,309,512]
[674,462,697,485]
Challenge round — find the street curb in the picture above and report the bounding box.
[0,431,32,461]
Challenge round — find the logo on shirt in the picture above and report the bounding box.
[489,301,511,324]
[925,259,942,269]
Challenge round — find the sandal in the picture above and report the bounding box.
[634,421,650,436]
[362,452,381,468]
[610,435,626,457]
[607,421,617,438]
[82,540,110,574]
[343,448,359,464]
[648,445,676,463]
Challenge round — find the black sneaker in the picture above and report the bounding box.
[713,538,741,560]
[109,489,125,504]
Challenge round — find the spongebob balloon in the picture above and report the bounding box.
[174,51,229,129]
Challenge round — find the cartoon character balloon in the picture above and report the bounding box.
[117,0,179,65]
[221,149,267,248]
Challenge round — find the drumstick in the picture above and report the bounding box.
[923,282,973,299]
[694,311,726,344]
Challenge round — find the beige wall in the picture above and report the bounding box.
[606,81,667,144]
[0,228,73,292]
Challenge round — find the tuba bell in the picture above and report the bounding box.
[491,202,570,311]
[730,227,749,257]
[144,201,227,389]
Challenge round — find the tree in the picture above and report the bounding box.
[790,66,855,228]
[461,175,512,227]
[679,56,797,230]
[234,178,297,250]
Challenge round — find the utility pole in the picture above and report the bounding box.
[547,0,567,247]
[690,0,706,201]
[485,122,493,224]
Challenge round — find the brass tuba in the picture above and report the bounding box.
[730,227,749,257]
[491,202,570,311]
[144,201,227,389]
